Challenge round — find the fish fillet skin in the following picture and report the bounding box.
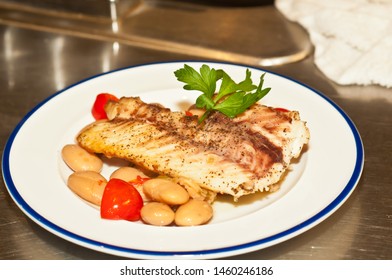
[77,97,309,198]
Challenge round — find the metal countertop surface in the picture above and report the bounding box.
[0,0,391,260]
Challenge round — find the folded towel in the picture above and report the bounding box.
[276,0,392,88]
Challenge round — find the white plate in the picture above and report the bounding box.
[2,61,364,259]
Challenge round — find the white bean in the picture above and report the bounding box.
[62,144,103,172]
[141,202,175,226]
[174,199,213,226]
[110,166,149,182]
[143,178,189,205]
[67,171,107,205]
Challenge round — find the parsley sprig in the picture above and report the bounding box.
[174,64,271,123]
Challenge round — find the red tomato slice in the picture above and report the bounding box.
[100,178,143,222]
[274,107,290,112]
[92,93,119,120]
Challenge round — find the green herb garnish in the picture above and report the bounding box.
[174,64,271,123]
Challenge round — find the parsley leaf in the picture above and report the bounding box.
[174,64,270,123]
[174,64,219,99]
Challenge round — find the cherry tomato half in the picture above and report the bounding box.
[100,178,143,222]
[274,107,290,113]
[92,93,119,120]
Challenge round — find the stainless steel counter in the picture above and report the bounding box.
[1,0,391,260]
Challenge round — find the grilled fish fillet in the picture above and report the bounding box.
[77,97,309,199]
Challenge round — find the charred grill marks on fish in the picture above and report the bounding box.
[106,97,285,174]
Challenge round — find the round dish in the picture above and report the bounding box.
[2,61,364,259]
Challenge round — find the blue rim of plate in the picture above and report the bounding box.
[1,60,364,259]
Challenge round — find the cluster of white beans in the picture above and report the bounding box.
[61,144,213,226]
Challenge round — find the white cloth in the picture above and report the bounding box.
[275,0,392,88]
